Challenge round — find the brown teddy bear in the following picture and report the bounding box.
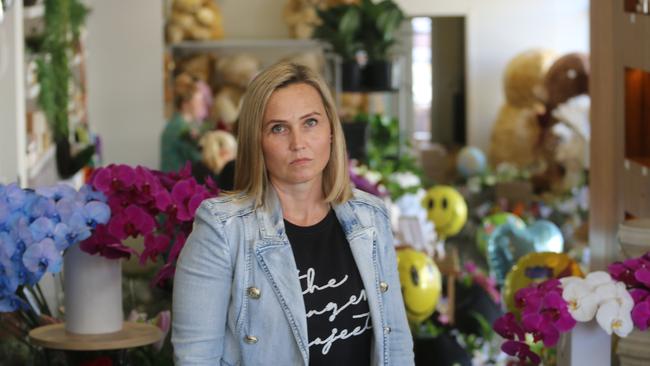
[211,54,261,130]
[541,53,590,192]
[489,49,557,169]
[166,0,224,43]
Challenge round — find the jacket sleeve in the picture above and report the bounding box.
[172,202,233,365]
[375,206,415,365]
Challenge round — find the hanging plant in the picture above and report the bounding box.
[36,0,94,179]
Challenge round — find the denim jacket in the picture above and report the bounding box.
[172,188,415,365]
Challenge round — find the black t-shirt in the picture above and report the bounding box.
[285,210,372,366]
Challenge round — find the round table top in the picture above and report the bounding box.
[29,322,164,351]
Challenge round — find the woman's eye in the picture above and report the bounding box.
[270,124,286,134]
[305,118,318,127]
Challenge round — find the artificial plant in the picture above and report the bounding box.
[36,0,94,179]
[358,0,404,62]
[312,2,362,61]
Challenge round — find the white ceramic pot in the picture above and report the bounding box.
[63,244,123,334]
[618,218,650,259]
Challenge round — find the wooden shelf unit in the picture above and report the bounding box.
[590,1,650,269]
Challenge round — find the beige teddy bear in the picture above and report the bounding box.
[489,49,557,169]
[283,0,321,39]
[211,54,261,129]
[199,130,237,175]
[166,0,224,43]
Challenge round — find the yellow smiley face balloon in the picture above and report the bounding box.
[397,248,442,326]
[422,185,468,239]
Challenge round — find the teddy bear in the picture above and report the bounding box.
[211,53,261,130]
[489,49,557,170]
[539,53,590,192]
[199,130,237,175]
[283,0,321,39]
[166,0,224,43]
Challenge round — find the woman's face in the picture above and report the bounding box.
[261,83,332,190]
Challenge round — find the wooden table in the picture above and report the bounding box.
[29,322,163,365]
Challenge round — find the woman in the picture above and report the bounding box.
[172,62,414,365]
[160,73,207,173]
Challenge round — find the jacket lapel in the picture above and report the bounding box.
[254,188,309,364]
[334,202,385,364]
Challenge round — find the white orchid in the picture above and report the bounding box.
[595,282,634,337]
[389,171,421,190]
[562,277,600,321]
[561,271,635,336]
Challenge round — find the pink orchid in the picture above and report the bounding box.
[83,164,219,287]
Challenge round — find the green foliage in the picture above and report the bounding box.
[312,4,362,60]
[36,0,89,141]
[312,0,405,61]
[359,0,405,61]
[357,113,420,176]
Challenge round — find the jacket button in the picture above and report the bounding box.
[384,326,391,334]
[379,281,389,293]
[244,335,258,344]
[247,286,261,299]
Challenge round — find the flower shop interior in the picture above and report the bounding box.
[1,0,649,365]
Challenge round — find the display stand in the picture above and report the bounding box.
[29,322,163,365]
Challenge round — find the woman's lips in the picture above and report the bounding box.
[290,158,312,165]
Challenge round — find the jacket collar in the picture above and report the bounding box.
[254,186,370,242]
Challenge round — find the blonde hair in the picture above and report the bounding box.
[199,131,237,174]
[235,61,351,207]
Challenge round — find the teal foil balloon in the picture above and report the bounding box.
[487,219,564,286]
[476,213,526,255]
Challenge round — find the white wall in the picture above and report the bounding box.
[396,0,590,151]
[219,0,288,38]
[0,2,26,185]
[85,0,165,168]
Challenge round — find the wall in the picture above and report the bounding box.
[85,0,165,168]
[396,0,590,152]
[0,2,25,185]
[219,0,288,38]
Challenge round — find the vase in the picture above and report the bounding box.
[363,60,394,91]
[63,244,123,334]
[616,218,650,366]
[557,320,611,366]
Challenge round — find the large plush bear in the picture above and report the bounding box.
[166,0,224,43]
[489,49,557,169]
[211,54,261,130]
[541,53,590,192]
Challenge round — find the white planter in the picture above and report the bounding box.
[618,218,650,258]
[63,244,123,334]
[557,320,611,366]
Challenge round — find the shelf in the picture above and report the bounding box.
[23,4,44,20]
[168,39,323,51]
[27,145,55,180]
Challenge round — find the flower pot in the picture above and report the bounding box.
[557,320,611,366]
[363,61,394,91]
[618,218,650,258]
[64,244,123,334]
[341,60,363,92]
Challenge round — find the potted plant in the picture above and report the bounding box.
[358,0,404,91]
[312,3,363,91]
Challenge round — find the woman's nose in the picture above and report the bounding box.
[289,129,306,151]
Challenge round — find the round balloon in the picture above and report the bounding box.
[397,248,442,325]
[503,252,583,313]
[456,146,487,177]
[422,186,468,239]
[487,219,564,286]
[476,213,526,255]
